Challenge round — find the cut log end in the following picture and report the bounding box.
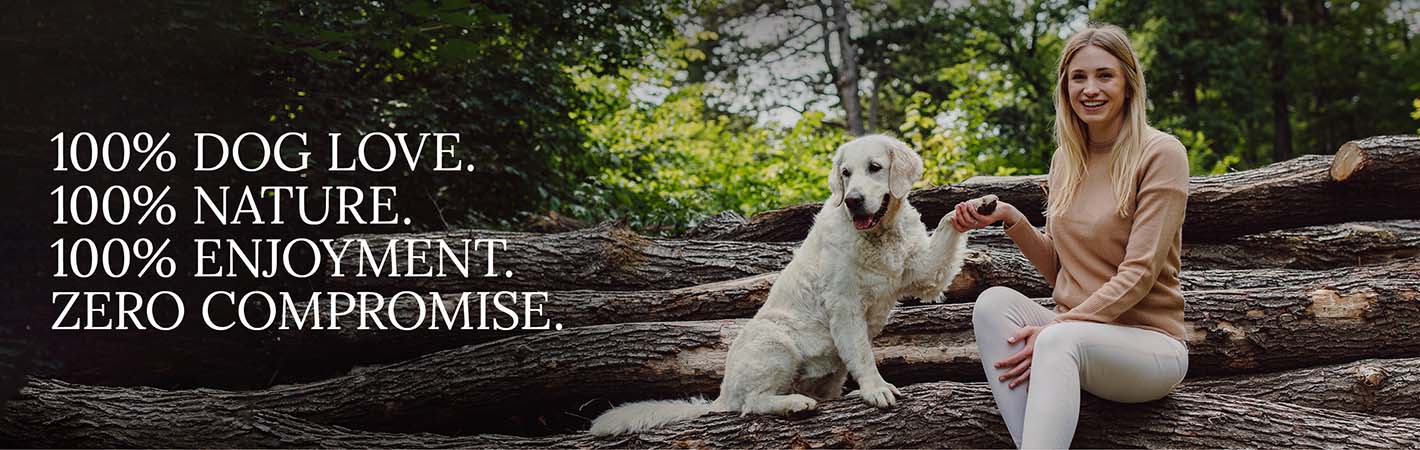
[1331,140,1366,182]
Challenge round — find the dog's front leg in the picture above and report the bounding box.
[827,297,900,409]
[901,216,970,302]
[904,196,995,301]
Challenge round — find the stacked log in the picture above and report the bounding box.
[690,135,1420,242]
[7,378,1420,448]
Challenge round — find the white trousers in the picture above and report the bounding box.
[971,286,1188,449]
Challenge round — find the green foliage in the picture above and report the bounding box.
[236,0,1419,234]
[1412,98,1420,133]
[568,35,846,233]
[898,92,981,183]
[856,0,1086,177]
[252,0,675,228]
[1096,0,1420,168]
[1174,128,1240,175]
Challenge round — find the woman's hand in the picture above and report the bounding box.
[995,324,1046,389]
[949,199,1018,233]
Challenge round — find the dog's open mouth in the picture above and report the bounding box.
[852,194,891,230]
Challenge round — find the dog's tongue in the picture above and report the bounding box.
[853,216,874,230]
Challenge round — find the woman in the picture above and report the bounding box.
[949,24,1190,449]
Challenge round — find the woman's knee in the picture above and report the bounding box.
[1032,322,1090,363]
[971,286,1028,325]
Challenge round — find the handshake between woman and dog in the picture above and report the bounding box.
[592,135,997,435]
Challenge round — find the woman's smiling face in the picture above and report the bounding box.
[1066,45,1128,140]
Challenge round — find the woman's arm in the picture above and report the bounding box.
[1002,205,1060,287]
[950,198,1061,285]
[1054,138,1190,324]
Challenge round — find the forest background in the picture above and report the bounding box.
[9,0,1420,237]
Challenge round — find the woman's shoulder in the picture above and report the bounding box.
[1141,128,1188,167]
[1136,128,1189,186]
[1143,128,1186,156]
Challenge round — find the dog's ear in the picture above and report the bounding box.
[829,151,846,207]
[888,138,924,198]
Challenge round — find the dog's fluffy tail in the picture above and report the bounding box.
[589,396,717,436]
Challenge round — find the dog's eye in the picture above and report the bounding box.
[868,162,882,173]
[841,169,851,178]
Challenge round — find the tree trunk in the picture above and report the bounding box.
[276,274,781,374]
[1330,135,1420,184]
[868,76,880,132]
[1182,219,1420,269]
[1179,357,1420,418]
[330,221,797,292]
[304,258,1414,373]
[690,137,1420,242]
[330,217,1420,301]
[327,223,1047,298]
[1178,257,1420,290]
[683,210,746,240]
[684,202,820,242]
[6,379,1420,449]
[26,261,1414,435]
[970,220,1420,270]
[1265,0,1293,162]
[686,175,1048,242]
[40,258,1420,393]
[830,0,863,135]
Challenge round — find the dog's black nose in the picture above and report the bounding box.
[844,192,865,211]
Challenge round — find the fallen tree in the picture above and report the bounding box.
[88,259,1407,392]
[33,235,1420,390]
[1178,356,1420,418]
[328,218,1420,296]
[15,260,1415,435]
[685,175,1050,242]
[1330,135,1420,187]
[688,135,1420,243]
[569,382,1420,449]
[329,222,796,292]
[969,219,1420,271]
[5,379,1420,448]
[284,258,1414,372]
[327,223,1048,298]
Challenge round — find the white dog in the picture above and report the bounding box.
[590,135,978,436]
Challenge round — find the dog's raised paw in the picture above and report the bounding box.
[975,194,999,214]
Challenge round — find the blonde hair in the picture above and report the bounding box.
[1048,24,1153,219]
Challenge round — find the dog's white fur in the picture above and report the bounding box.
[590,135,970,436]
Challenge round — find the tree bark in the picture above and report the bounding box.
[970,220,1420,270]
[1265,0,1293,162]
[330,221,798,292]
[327,223,1048,298]
[25,261,1414,435]
[34,241,1042,389]
[6,379,1420,449]
[294,258,1412,374]
[686,175,1048,242]
[683,210,747,240]
[1182,219,1420,269]
[1177,257,1420,290]
[41,257,1420,393]
[830,0,864,135]
[1330,135,1420,185]
[689,137,1420,242]
[1179,357,1420,418]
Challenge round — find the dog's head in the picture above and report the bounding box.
[829,135,925,231]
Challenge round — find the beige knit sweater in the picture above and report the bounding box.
[1003,129,1190,343]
